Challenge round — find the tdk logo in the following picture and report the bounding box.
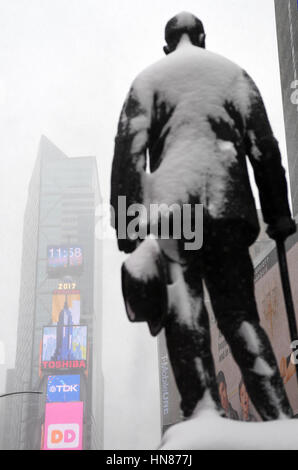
[47,375,80,403]
[49,384,79,393]
[47,424,79,449]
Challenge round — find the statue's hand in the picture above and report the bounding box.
[266,217,296,241]
[117,237,138,254]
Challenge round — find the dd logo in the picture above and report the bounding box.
[47,423,79,449]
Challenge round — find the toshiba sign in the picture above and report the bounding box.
[42,360,86,371]
[41,325,88,372]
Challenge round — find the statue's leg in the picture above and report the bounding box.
[164,259,222,418]
[203,234,293,421]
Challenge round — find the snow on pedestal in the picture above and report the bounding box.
[159,392,298,450]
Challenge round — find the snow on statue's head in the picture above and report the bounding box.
[164,11,206,55]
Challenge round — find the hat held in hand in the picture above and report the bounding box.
[121,237,168,336]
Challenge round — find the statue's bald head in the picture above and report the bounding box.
[164,12,206,54]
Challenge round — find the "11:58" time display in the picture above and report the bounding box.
[47,246,83,269]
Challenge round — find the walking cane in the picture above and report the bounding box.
[276,239,298,383]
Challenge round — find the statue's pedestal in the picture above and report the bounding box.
[159,405,298,450]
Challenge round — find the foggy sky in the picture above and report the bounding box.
[0,0,289,449]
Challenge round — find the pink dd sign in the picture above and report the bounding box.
[44,402,83,450]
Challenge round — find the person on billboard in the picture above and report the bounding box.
[238,377,257,422]
[110,11,296,421]
[217,371,238,420]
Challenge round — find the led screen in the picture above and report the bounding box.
[47,246,83,277]
[44,402,83,450]
[52,289,80,325]
[41,325,87,371]
[46,375,81,403]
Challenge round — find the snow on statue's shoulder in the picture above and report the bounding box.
[133,44,249,108]
[131,44,256,218]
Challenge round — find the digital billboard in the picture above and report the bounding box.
[47,375,81,403]
[41,325,87,371]
[206,233,298,421]
[52,289,80,325]
[158,330,182,434]
[44,402,83,450]
[254,238,298,416]
[47,246,83,277]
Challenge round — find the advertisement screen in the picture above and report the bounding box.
[44,402,83,450]
[41,325,87,371]
[207,235,298,421]
[52,290,80,325]
[47,246,83,277]
[158,330,182,433]
[253,238,298,416]
[46,375,81,403]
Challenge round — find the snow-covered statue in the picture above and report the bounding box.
[110,12,296,423]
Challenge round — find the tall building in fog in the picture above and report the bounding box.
[4,136,103,450]
[275,0,298,216]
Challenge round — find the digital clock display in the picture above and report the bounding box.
[47,246,83,277]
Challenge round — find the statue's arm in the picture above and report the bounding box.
[110,81,151,252]
[244,73,295,239]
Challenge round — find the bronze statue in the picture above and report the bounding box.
[111,12,296,420]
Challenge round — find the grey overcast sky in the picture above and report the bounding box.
[0,0,289,449]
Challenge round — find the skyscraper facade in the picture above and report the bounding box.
[4,136,103,450]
